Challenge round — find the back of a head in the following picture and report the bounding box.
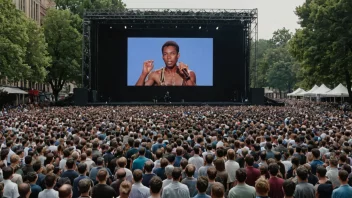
[66,158,75,169]
[268,163,279,176]
[165,165,174,177]
[144,161,154,172]
[133,169,143,182]
[172,167,182,181]
[45,173,57,188]
[2,166,13,180]
[77,163,87,174]
[78,179,91,194]
[119,181,132,196]
[211,182,224,198]
[197,176,209,194]
[97,157,104,166]
[338,170,349,182]
[236,168,247,183]
[245,155,254,166]
[18,183,31,198]
[296,166,308,181]
[59,184,72,198]
[255,177,270,195]
[97,169,108,182]
[207,167,217,180]
[149,176,163,194]
[283,179,296,197]
[185,164,195,177]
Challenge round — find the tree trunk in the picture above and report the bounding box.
[279,90,282,99]
[345,69,352,103]
[53,90,59,102]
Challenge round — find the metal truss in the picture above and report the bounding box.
[82,8,258,90]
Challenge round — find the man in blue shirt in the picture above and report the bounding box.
[73,163,92,198]
[310,149,323,175]
[28,172,42,198]
[332,170,352,198]
[132,147,151,172]
[193,176,211,198]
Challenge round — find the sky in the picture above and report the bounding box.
[122,0,306,39]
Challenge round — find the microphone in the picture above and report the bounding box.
[181,68,190,80]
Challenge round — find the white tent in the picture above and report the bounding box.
[305,85,319,95]
[295,89,307,97]
[288,88,305,96]
[304,84,331,97]
[325,83,349,97]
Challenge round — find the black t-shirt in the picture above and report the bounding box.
[92,184,117,198]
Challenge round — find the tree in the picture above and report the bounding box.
[43,9,82,101]
[25,19,51,82]
[0,0,30,82]
[290,0,352,101]
[251,28,298,96]
[54,0,126,17]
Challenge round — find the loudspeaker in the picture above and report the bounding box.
[90,90,97,102]
[250,88,264,105]
[74,88,88,106]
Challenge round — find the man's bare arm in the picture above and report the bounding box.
[135,73,148,86]
[183,71,196,86]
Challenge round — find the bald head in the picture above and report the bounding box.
[59,184,72,198]
[227,149,235,160]
[18,183,31,198]
[116,168,127,179]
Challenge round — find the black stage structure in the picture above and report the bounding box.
[81,8,259,106]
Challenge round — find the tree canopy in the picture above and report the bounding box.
[290,0,352,100]
[43,9,82,101]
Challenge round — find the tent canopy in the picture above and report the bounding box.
[304,84,331,97]
[295,89,307,96]
[325,83,350,97]
[0,87,28,94]
[288,88,305,96]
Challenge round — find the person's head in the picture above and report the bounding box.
[44,173,57,188]
[165,165,174,178]
[132,169,143,183]
[66,158,75,170]
[312,149,320,159]
[207,166,217,181]
[197,176,208,194]
[236,168,247,183]
[211,182,224,198]
[338,170,349,183]
[96,169,108,182]
[117,157,127,168]
[18,183,31,198]
[268,163,279,176]
[296,166,308,181]
[227,149,235,160]
[282,179,296,197]
[78,179,91,195]
[185,164,196,177]
[144,161,154,173]
[316,165,327,178]
[116,168,126,179]
[139,147,145,156]
[172,167,182,181]
[162,41,180,68]
[59,184,72,198]
[77,163,87,174]
[245,155,254,166]
[255,177,270,196]
[28,172,38,183]
[149,176,163,194]
[2,166,13,180]
[119,181,132,197]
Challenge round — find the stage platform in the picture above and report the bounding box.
[86,101,285,106]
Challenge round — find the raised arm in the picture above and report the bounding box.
[135,60,154,86]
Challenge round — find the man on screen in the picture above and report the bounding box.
[135,41,197,86]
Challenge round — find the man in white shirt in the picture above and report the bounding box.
[38,173,58,198]
[129,169,150,198]
[225,149,240,188]
[2,167,20,198]
[188,146,203,172]
[162,167,190,198]
[162,165,174,188]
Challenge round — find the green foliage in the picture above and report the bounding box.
[43,9,82,101]
[0,0,30,82]
[54,0,126,17]
[290,0,352,100]
[25,19,51,82]
[251,28,299,93]
[0,0,50,83]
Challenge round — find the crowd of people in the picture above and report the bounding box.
[0,100,351,198]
